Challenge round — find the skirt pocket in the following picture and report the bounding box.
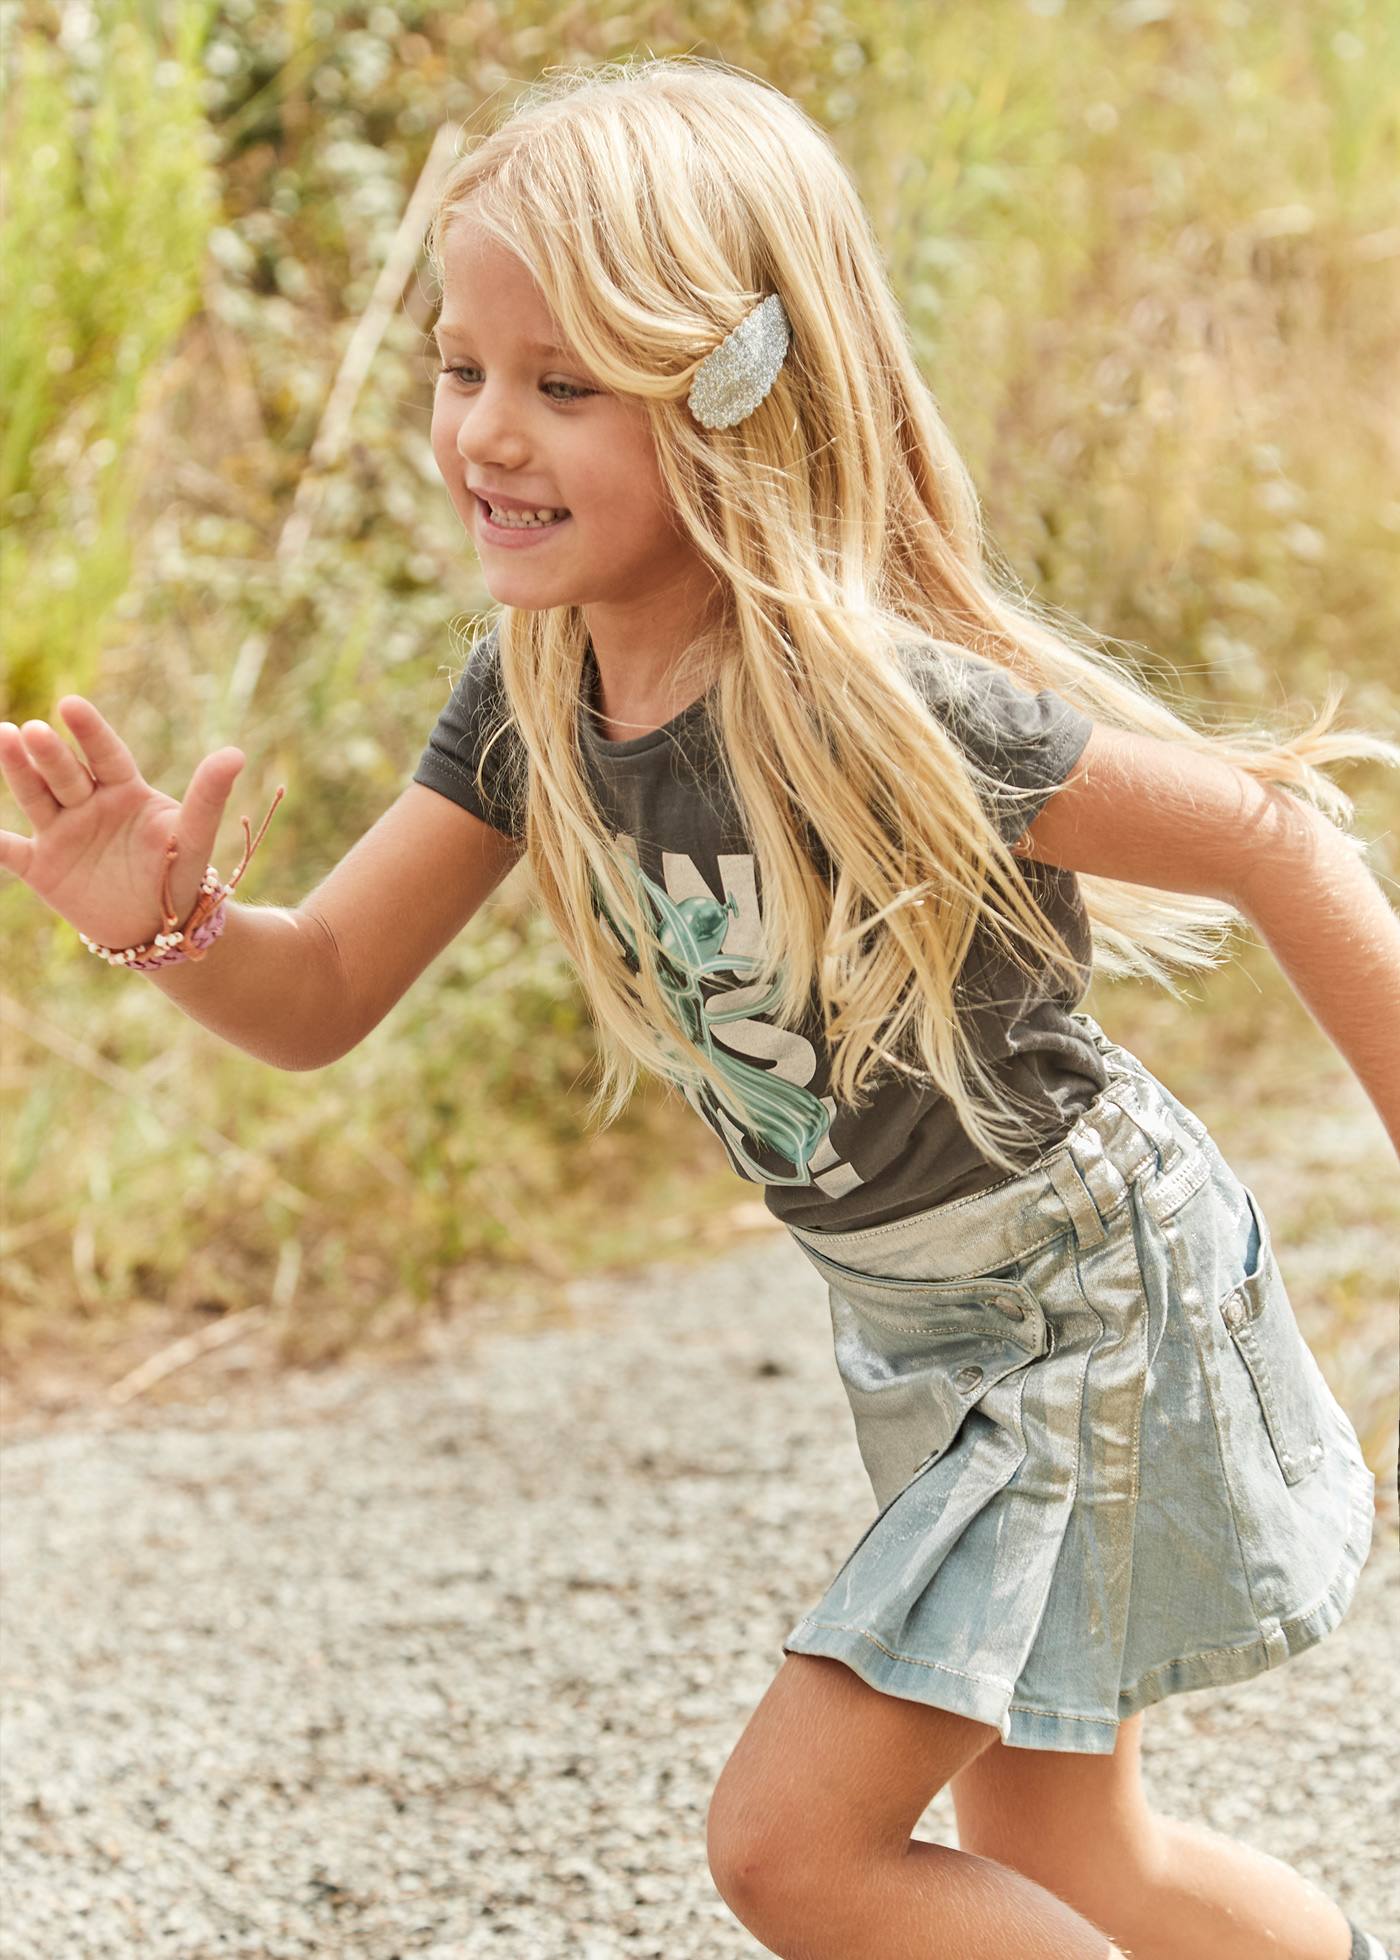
[1218,1183,1326,1487]
[794,1243,1053,1512]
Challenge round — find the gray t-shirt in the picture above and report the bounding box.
[412,625,1108,1231]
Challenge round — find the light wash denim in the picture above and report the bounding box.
[781,1011,1376,1754]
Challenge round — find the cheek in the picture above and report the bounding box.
[583,449,668,528]
[576,407,669,518]
[429,392,463,474]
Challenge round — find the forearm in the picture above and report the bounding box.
[143,899,347,1071]
[1237,815,1400,1159]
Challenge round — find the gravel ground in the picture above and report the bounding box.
[3,1230,1396,1959]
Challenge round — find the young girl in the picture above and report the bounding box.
[2,53,1396,1960]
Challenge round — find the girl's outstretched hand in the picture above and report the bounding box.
[0,697,248,956]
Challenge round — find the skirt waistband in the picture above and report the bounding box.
[785,1014,1213,1284]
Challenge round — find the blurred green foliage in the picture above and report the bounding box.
[1,0,219,699]
[1,2,1396,1469]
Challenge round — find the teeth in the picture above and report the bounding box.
[487,504,568,526]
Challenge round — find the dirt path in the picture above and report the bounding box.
[3,1233,1396,1957]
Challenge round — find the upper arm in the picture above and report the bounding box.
[298,781,523,1062]
[1010,720,1316,904]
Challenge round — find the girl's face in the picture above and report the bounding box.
[431,215,720,654]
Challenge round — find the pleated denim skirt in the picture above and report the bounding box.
[780,1011,1376,1754]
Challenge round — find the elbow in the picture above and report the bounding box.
[278,1038,354,1073]
[1233,792,1365,927]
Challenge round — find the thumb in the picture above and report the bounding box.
[178,748,246,859]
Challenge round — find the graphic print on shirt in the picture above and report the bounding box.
[590,842,869,1199]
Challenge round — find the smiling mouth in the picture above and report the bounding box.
[476,495,572,529]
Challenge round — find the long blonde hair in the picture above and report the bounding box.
[426,55,1398,1173]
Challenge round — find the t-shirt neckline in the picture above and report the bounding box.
[579,641,716,758]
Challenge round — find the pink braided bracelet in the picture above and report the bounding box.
[76,785,285,972]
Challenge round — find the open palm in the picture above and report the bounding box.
[0,697,247,955]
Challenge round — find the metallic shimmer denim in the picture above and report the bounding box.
[781,1012,1376,1754]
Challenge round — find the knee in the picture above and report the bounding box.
[705,1809,773,1916]
[706,1789,809,1926]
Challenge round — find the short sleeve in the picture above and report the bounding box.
[902,643,1093,845]
[411,626,527,841]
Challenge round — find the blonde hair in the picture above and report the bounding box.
[426,55,1398,1173]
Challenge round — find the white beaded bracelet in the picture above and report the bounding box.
[75,787,284,973]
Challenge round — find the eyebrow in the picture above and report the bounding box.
[431,325,570,358]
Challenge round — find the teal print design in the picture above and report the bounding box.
[591,855,833,1186]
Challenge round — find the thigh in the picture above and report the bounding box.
[708,1652,1000,1872]
[950,1709,1161,1885]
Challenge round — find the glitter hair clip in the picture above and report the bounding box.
[687,292,791,430]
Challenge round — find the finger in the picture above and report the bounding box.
[55,696,143,790]
[178,748,246,857]
[18,718,97,810]
[0,826,36,882]
[0,721,63,828]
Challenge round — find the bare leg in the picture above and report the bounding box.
[719,1835,1129,1960]
[951,1716,1356,1960]
[708,1655,1132,1959]
[1113,1816,1354,1960]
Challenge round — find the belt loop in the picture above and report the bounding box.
[1046,1148,1106,1250]
[1107,1087,1182,1173]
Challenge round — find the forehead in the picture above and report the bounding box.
[434,215,565,348]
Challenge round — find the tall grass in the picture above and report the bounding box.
[2,2,1396,1498]
[1,0,219,700]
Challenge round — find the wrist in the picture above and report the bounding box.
[79,870,231,969]
[75,785,285,973]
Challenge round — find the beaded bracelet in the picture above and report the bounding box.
[77,785,285,972]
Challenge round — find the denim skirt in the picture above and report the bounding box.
[780,1011,1376,1754]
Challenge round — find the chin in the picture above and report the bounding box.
[477,572,569,610]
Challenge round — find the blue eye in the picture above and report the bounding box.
[435,365,591,402]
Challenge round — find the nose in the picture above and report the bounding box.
[454,382,530,472]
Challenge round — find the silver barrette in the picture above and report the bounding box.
[687,291,791,430]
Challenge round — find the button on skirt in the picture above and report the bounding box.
[780,1012,1377,1754]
